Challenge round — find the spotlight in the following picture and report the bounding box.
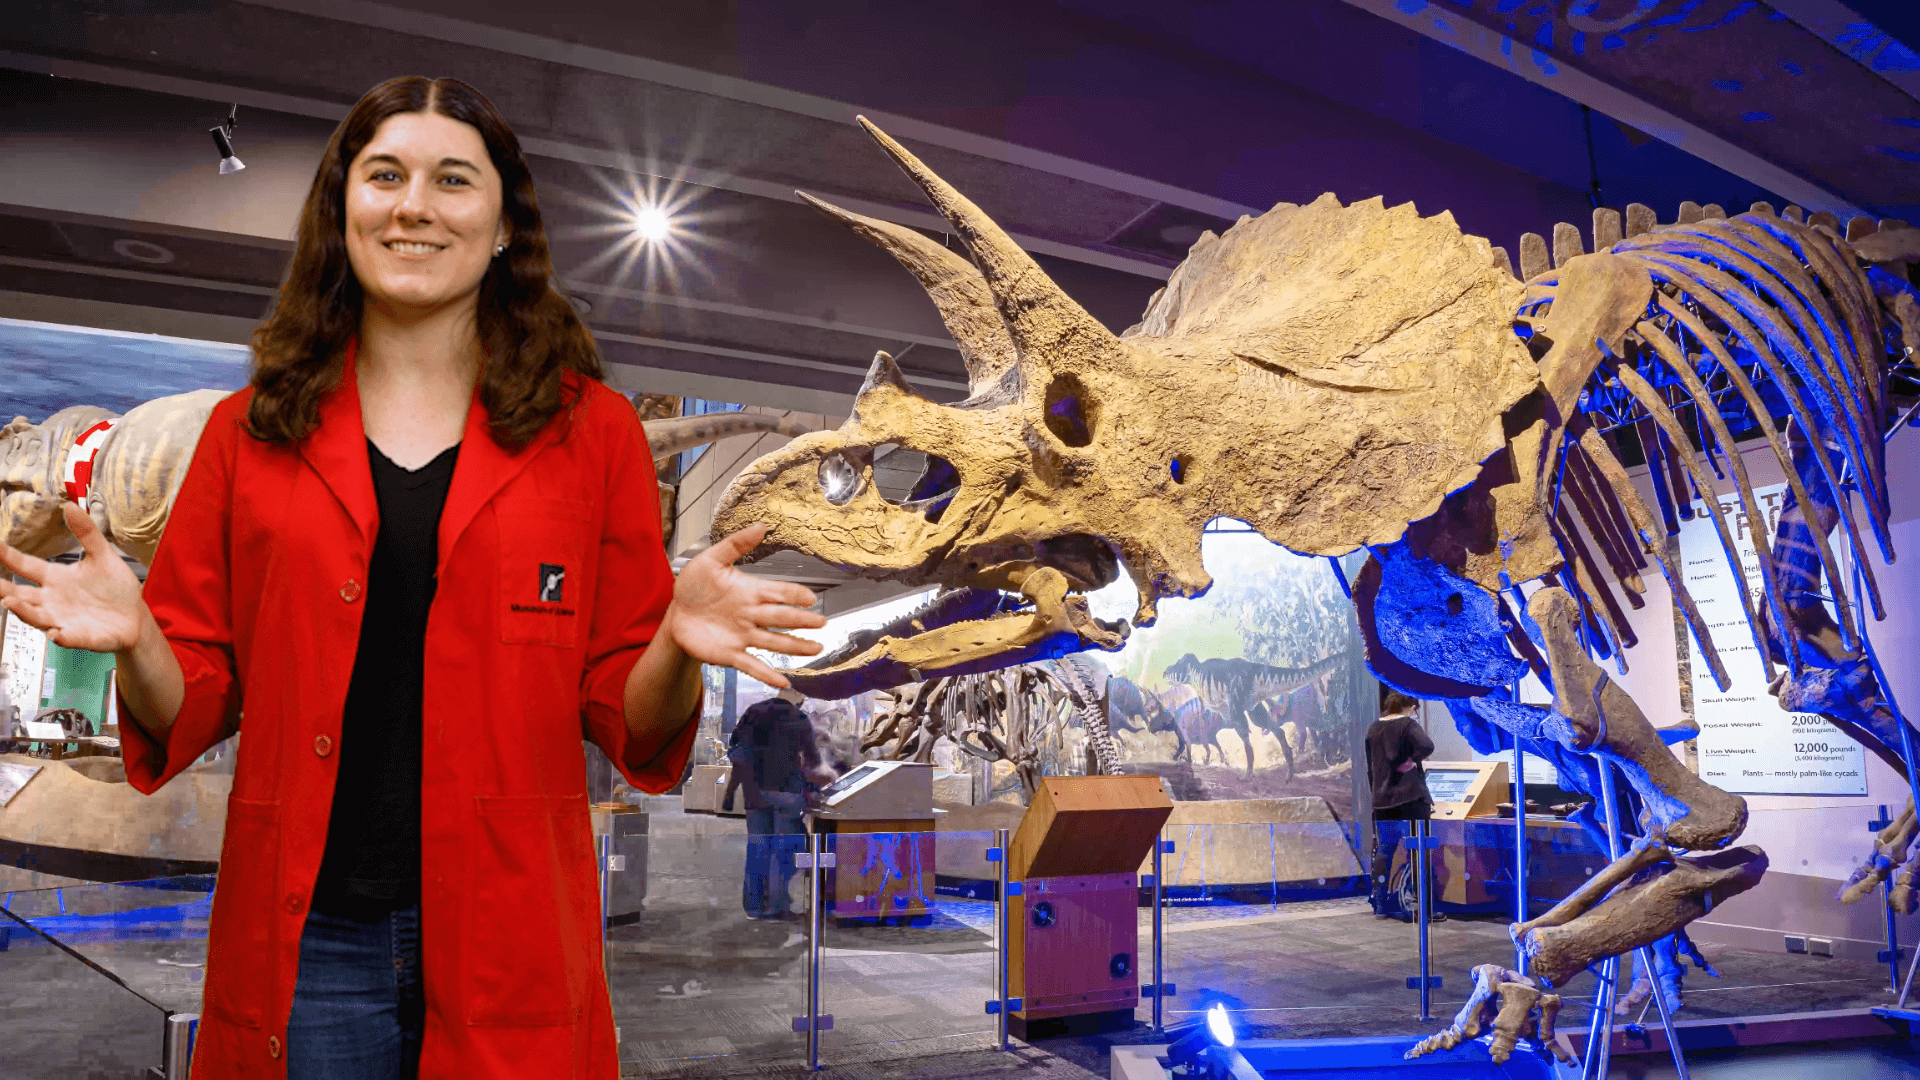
[632,205,671,241]
[1161,1003,1236,1077]
[209,104,244,175]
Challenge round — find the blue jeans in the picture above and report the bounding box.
[743,807,806,918]
[285,905,424,1080]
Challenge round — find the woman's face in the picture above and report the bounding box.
[343,110,507,317]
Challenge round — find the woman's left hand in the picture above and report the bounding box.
[668,524,827,687]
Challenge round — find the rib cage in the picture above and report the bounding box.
[1507,202,1917,694]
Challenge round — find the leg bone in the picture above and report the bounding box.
[1530,586,1749,850]
[1521,846,1767,989]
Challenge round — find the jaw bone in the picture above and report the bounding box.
[781,567,1128,700]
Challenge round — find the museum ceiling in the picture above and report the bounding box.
[0,1,1915,597]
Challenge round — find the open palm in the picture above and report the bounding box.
[0,503,145,654]
[670,524,827,688]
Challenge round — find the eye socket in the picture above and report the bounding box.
[818,452,862,505]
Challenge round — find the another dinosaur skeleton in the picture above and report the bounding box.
[711,118,1918,1062]
[860,657,1120,798]
[0,397,816,564]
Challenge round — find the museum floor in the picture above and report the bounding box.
[1,804,1911,1079]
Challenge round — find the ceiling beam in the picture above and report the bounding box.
[0,47,1172,280]
[1767,0,1920,105]
[1338,0,1864,219]
[239,0,1260,224]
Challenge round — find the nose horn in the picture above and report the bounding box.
[855,116,1123,370]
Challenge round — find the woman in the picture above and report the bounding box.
[1365,688,1437,922]
[0,77,823,1079]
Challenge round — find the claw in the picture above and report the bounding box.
[1409,964,1567,1065]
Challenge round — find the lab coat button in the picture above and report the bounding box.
[340,579,362,602]
[314,734,333,757]
[284,893,302,914]
[268,1036,281,1059]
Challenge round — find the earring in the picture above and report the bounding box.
[494,243,506,257]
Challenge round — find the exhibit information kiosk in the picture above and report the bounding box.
[1006,774,1173,1038]
[810,760,938,923]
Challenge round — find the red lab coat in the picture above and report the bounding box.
[121,350,698,1079]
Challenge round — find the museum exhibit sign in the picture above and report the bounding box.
[1679,482,1869,797]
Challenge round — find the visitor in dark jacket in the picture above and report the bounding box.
[726,695,826,919]
[1365,688,1439,922]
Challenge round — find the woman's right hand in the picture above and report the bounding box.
[0,502,147,654]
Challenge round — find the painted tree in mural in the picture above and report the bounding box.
[711,118,1920,1061]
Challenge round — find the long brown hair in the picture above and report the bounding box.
[247,76,601,449]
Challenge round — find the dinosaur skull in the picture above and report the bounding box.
[713,119,1537,698]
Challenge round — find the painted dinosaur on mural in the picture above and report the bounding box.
[711,117,1920,1061]
[859,655,1121,799]
[1163,652,1346,778]
[0,393,816,564]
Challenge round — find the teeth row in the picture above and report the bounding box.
[387,242,443,254]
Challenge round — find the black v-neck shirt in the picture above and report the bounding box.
[311,438,460,919]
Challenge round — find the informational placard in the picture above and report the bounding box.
[0,760,42,807]
[1679,482,1867,796]
[1,608,47,728]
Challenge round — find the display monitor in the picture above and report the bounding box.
[818,761,885,803]
[1424,768,1482,805]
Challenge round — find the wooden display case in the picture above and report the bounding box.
[1007,775,1172,1035]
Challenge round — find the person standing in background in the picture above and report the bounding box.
[1366,689,1436,922]
[726,695,828,920]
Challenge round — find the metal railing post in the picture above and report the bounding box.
[1513,730,1530,973]
[1889,861,1905,993]
[597,833,612,974]
[1152,831,1166,1035]
[995,827,1011,1052]
[1415,818,1433,1023]
[161,1012,197,1079]
[808,829,824,1071]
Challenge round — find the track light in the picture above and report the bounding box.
[209,104,244,175]
[632,205,670,241]
[1161,1003,1236,1077]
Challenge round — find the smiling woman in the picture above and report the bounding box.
[245,77,595,453]
[0,75,827,1080]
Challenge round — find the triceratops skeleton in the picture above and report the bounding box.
[712,118,1920,1062]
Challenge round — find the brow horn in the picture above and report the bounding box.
[797,191,1015,395]
[854,116,1124,370]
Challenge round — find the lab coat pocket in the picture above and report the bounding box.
[496,499,592,649]
[466,796,589,1026]
[204,797,278,1029]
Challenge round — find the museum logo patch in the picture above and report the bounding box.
[539,564,566,603]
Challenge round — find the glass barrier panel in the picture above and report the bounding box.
[1650,804,1905,1024]
[1,894,172,1078]
[608,798,807,1074]
[1150,820,1438,1043]
[814,828,998,1063]
[1425,802,1905,1050]
[1,875,212,1019]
